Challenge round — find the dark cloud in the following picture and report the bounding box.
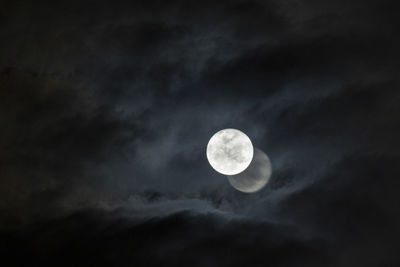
[0,211,328,267]
[1,0,400,265]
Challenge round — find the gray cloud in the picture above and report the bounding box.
[1,0,400,265]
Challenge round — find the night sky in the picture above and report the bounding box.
[1,0,400,266]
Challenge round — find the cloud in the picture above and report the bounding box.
[1,0,400,265]
[0,210,329,267]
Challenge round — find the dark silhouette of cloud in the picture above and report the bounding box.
[1,0,400,265]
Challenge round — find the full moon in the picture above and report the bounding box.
[206,128,254,175]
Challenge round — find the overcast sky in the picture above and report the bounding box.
[1,0,400,266]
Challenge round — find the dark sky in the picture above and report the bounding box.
[1,0,400,266]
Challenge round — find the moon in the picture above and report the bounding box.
[227,148,272,193]
[206,128,254,175]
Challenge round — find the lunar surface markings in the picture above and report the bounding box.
[206,129,253,175]
[206,129,272,193]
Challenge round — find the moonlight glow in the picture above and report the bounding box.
[206,128,253,175]
[227,148,272,193]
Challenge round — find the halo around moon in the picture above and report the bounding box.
[206,128,253,175]
[226,148,272,193]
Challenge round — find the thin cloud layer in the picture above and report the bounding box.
[1,0,400,266]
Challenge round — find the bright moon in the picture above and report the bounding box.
[206,128,254,175]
